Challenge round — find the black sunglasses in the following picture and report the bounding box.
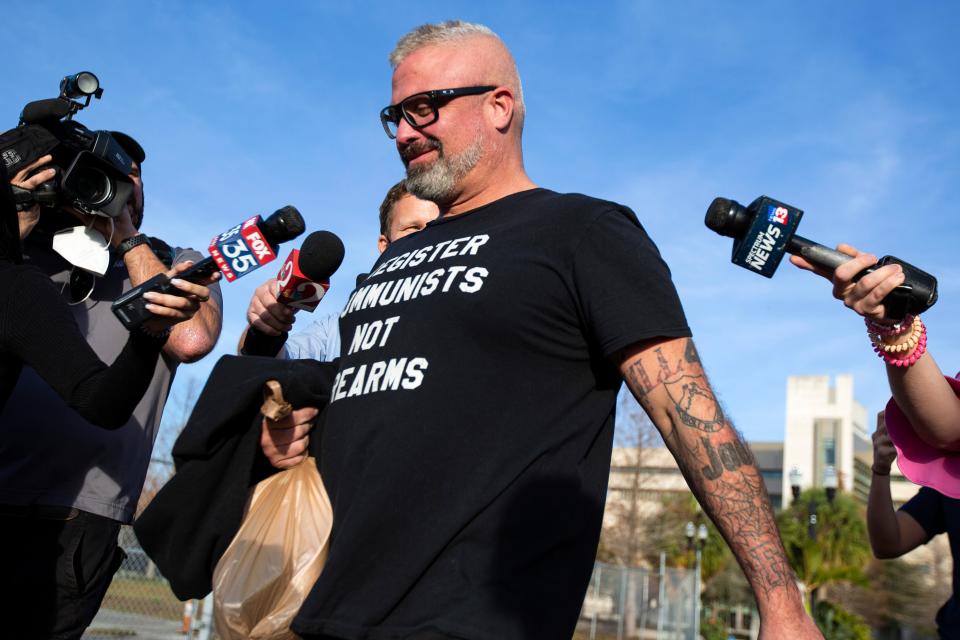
[379,86,497,139]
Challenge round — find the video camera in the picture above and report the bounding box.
[0,71,134,218]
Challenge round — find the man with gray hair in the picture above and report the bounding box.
[265,20,821,639]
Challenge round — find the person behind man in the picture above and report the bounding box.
[0,132,223,639]
[869,412,960,638]
[241,179,438,360]
[262,21,821,639]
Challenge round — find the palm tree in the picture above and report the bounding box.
[777,488,871,613]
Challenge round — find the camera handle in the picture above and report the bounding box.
[10,183,58,211]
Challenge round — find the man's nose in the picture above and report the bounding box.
[395,116,423,147]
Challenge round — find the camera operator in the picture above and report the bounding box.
[0,156,209,422]
[0,132,223,639]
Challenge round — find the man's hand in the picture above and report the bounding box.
[790,243,904,323]
[260,406,318,469]
[247,278,296,336]
[872,411,897,475]
[140,261,221,334]
[10,154,56,239]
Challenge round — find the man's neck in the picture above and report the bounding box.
[440,162,537,217]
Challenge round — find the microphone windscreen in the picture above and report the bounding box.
[298,230,345,282]
[704,197,734,234]
[20,99,72,124]
[261,205,306,246]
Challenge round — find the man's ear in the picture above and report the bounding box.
[377,234,389,254]
[487,87,515,132]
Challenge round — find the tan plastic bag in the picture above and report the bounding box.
[212,456,332,639]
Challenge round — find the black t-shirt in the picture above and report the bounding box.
[901,486,960,638]
[293,189,690,640]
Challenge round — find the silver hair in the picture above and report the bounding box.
[389,21,498,67]
[389,20,525,127]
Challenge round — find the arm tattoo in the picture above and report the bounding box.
[623,338,795,601]
[626,342,724,432]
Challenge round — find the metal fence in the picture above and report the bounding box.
[576,558,697,640]
[83,526,214,640]
[84,531,698,640]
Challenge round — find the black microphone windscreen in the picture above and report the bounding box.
[705,197,752,239]
[705,198,734,234]
[260,205,306,246]
[297,230,345,281]
[20,99,72,124]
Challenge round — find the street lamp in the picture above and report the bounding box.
[789,467,803,502]
[686,521,708,640]
[823,465,838,504]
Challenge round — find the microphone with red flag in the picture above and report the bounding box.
[240,230,345,357]
[112,206,306,330]
[275,231,344,311]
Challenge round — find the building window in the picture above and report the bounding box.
[814,418,842,488]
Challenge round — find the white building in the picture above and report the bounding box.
[780,375,871,509]
[780,374,918,509]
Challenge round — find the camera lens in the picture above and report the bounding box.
[75,73,99,95]
[72,166,113,206]
[60,71,101,99]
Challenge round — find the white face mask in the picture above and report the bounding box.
[52,225,110,276]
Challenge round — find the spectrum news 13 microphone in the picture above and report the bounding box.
[704,195,938,321]
[240,230,346,357]
[111,205,306,330]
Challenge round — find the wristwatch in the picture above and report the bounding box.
[118,234,152,258]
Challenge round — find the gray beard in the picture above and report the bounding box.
[405,137,483,204]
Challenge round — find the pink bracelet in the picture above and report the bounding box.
[873,320,927,367]
[865,314,915,337]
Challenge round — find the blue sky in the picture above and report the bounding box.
[5,1,959,450]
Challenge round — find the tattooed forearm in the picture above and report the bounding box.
[625,342,725,432]
[621,337,798,605]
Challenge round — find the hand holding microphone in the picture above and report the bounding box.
[241,230,345,357]
[248,278,295,336]
[112,205,306,329]
[790,243,911,324]
[705,195,938,321]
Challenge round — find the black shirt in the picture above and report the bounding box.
[901,486,960,638]
[0,263,164,428]
[293,189,690,640]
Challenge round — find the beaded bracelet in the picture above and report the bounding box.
[870,317,927,367]
[865,314,915,338]
[870,316,924,354]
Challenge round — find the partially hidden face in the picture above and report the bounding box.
[127,161,144,228]
[388,194,439,242]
